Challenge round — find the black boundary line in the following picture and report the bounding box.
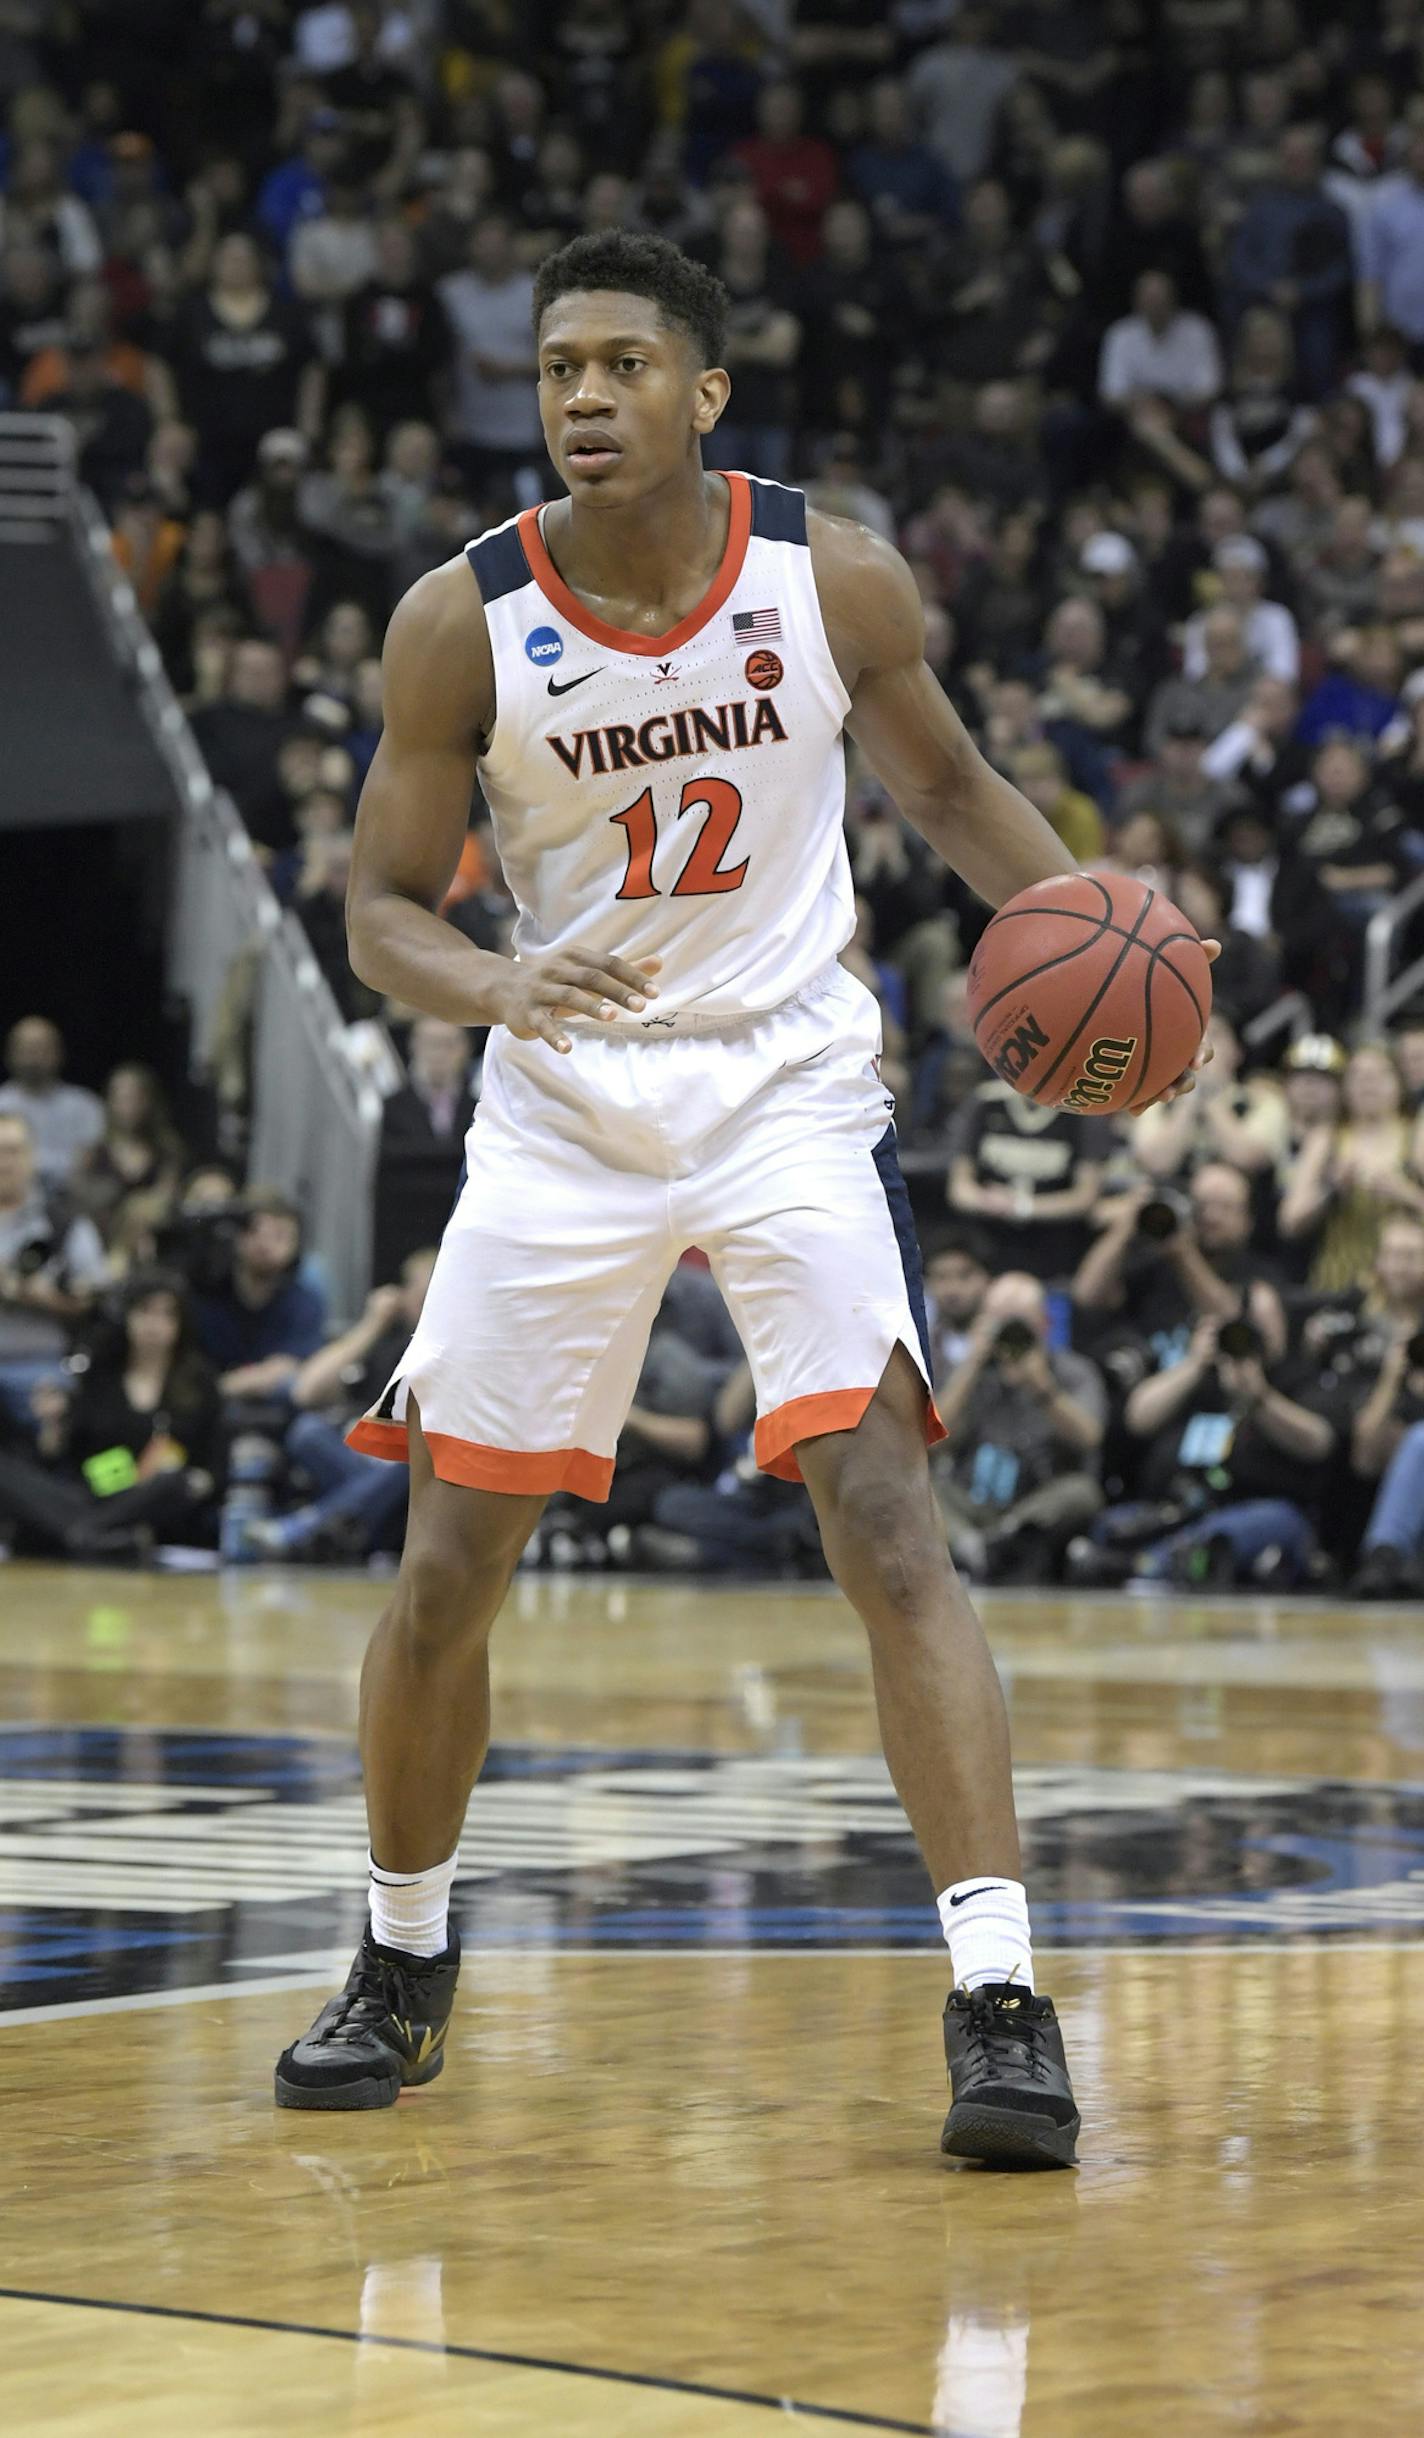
[0,2285,943,2435]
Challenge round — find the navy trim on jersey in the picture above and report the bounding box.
[747,480,807,546]
[871,1123,933,1377]
[466,525,533,604]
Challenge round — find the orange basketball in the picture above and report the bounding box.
[964,872,1212,1115]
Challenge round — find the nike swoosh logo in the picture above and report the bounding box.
[948,1884,1008,1906]
[547,668,604,696]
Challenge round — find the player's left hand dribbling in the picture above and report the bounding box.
[1131,938,1221,1111]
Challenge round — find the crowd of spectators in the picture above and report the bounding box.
[13,2,1424,1590]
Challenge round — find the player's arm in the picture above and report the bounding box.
[347,560,659,1051]
[814,515,1078,906]
[813,513,1215,1104]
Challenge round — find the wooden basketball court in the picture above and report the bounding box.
[1,1560,1421,2435]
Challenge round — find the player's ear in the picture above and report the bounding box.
[692,366,731,435]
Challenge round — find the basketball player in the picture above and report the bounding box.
[275,233,1211,2166]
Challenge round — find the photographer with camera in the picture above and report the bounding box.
[1067,1306,1340,1589]
[930,1272,1106,1583]
[191,1189,327,1402]
[1341,1212,1424,1595]
[1073,1160,1284,1378]
[0,1111,111,1431]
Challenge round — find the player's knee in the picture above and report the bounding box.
[396,1532,509,1659]
[823,1465,944,1621]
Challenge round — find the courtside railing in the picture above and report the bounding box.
[0,414,386,1317]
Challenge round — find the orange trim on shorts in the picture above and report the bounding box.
[346,1417,615,1502]
[518,473,752,657]
[754,1384,947,1485]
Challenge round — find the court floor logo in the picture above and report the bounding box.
[0,1727,1422,2012]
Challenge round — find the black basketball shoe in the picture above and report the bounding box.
[941,1981,1080,2168]
[274,1926,461,2111]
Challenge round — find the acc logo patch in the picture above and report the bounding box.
[524,625,563,666]
[744,648,783,691]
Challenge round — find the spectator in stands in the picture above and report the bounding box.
[1006,742,1103,861]
[1226,125,1352,399]
[1098,269,1222,415]
[70,1065,185,1247]
[0,1266,221,1563]
[1289,740,1417,952]
[1297,621,1400,745]
[294,410,399,582]
[1074,1162,1284,1380]
[1114,712,1229,858]
[0,138,101,274]
[700,197,801,481]
[732,80,838,267]
[930,1271,1106,1583]
[1146,608,1256,758]
[849,75,959,251]
[177,233,322,506]
[1360,125,1424,354]
[192,1190,327,1404]
[0,1110,109,1424]
[1346,1214,1424,1593]
[438,212,541,508]
[255,106,353,260]
[1172,863,1280,1034]
[907,6,1019,189]
[336,218,453,442]
[1279,1042,1424,1292]
[1132,1015,1290,1188]
[1208,309,1315,494]
[1181,536,1300,688]
[47,332,153,509]
[373,1017,476,1281]
[1392,1018,1424,1112]
[272,785,351,905]
[947,1072,1110,1282]
[0,241,66,405]
[923,1226,992,1381]
[0,1018,103,1188]
[188,637,294,848]
[1070,1307,1339,1590]
[242,1249,436,1562]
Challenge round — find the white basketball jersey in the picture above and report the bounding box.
[465,472,854,1025]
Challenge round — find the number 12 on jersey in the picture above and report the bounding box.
[611,778,749,901]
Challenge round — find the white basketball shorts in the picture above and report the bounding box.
[348,961,945,1500]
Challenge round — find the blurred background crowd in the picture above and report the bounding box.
[9,0,1424,1595]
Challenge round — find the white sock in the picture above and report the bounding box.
[368,1849,458,1958]
[936,1876,1034,1993]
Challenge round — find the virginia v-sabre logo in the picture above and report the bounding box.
[1064,1034,1137,1109]
[993,1013,1049,1084]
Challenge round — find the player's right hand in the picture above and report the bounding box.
[494,951,662,1052]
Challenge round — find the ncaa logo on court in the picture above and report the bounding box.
[524,625,564,666]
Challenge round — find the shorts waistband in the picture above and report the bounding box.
[567,958,847,1039]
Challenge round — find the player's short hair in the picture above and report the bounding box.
[532,232,729,367]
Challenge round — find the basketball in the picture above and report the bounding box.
[964,872,1212,1115]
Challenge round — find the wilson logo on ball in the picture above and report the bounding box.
[1063,1035,1139,1109]
[991,1014,1049,1084]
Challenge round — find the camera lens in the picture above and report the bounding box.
[1137,1199,1179,1240]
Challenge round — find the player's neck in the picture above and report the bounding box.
[548,468,729,625]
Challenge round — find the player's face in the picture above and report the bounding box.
[537,292,727,500]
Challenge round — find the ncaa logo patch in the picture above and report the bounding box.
[524,625,563,666]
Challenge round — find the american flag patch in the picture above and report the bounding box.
[732,607,782,641]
